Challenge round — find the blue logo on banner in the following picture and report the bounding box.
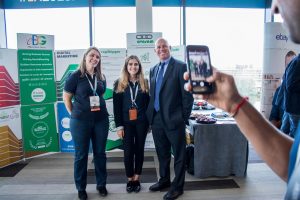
[57,102,74,152]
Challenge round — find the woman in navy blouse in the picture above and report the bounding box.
[63,47,109,200]
[113,55,149,193]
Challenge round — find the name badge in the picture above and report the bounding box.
[129,108,137,120]
[90,96,100,111]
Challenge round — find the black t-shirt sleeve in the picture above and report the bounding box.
[64,71,79,94]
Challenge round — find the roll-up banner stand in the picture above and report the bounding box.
[261,23,300,118]
[55,49,84,152]
[17,33,59,154]
[0,48,23,168]
[127,32,161,149]
[100,48,126,150]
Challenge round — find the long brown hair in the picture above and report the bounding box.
[78,46,105,80]
[115,55,148,93]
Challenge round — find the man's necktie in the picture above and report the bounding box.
[154,62,165,111]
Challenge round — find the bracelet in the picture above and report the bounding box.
[231,97,249,118]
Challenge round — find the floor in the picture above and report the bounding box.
[0,149,287,200]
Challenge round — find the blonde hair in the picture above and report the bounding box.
[78,46,105,80]
[115,55,148,93]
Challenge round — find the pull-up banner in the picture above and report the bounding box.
[55,49,84,152]
[0,48,22,168]
[17,33,58,152]
[261,23,300,118]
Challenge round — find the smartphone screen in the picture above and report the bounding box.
[186,45,214,94]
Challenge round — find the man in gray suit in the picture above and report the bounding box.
[146,38,193,200]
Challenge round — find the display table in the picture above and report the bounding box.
[189,112,248,178]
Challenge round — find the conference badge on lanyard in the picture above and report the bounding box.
[129,83,138,121]
[90,96,100,111]
[129,108,137,121]
[86,73,100,112]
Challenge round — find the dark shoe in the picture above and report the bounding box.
[126,181,134,193]
[97,186,108,197]
[149,181,171,192]
[163,190,183,200]
[78,190,88,200]
[133,180,141,193]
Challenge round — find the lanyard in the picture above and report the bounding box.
[129,82,139,107]
[85,73,98,96]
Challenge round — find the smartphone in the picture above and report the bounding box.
[186,45,214,94]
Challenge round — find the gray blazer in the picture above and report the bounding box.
[146,57,193,130]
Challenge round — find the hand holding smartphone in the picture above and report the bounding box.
[186,45,214,94]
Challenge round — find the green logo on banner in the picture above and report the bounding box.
[31,88,46,102]
[22,104,59,152]
[32,121,49,138]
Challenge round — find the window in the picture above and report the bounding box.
[186,8,264,108]
[153,7,181,46]
[93,7,136,48]
[5,8,89,50]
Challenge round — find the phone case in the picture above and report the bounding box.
[186,45,214,94]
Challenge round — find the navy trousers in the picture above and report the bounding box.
[70,117,109,191]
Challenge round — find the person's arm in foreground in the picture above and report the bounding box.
[184,69,293,182]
